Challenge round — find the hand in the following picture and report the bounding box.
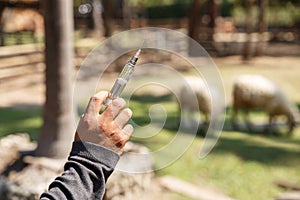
[75,91,134,154]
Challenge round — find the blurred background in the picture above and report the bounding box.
[0,0,300,199]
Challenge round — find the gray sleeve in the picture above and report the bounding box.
[40,141,120,200]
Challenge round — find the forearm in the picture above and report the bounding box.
[40,141,119,200]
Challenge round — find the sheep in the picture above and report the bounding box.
[178,76,211,130]
[232,74,300,134]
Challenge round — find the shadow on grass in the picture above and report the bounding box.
[224,106,300,137]
[129,93,183,132]
[129,93,174,103]
[129,93,217,137]
[94,91,300,165]
[0,106,42,140]
[214,136,300,167]
[129,93,300,167]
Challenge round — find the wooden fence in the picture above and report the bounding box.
[0,44,87,93]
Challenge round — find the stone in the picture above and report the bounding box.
[0,134,157,200]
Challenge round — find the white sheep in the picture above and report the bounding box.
[178,76,211,127]
[232,74,300,134]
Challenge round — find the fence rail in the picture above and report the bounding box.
[0,44,87,92]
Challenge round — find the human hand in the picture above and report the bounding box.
[75,91,133,154]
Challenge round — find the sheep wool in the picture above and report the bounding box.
[232,74,300,133]
[179,76,211,124]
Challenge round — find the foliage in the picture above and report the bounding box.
[232,2,300,27]
[127,0,300,26]
[146,3,190,19]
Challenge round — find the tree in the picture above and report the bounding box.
[35,0,75,158]
[91,0,104,38]
[188,0,201,56]
[242,0,254,61]
[102,0,115,37]
[255,0,268,56]
[188,0,200,41]
[206,0,219,54]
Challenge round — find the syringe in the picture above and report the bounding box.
[104,48,141,106]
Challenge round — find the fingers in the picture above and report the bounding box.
[113,124,134,149]
[85,91,109,115]
[114,108,132,128]
[102,98,126,119]
[122,124,134,136]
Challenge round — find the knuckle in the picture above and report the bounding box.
[112,98,126,107]
[123,124,134,135]
[99,121,110,132]
[90,91,108,102]
[90,95,100,102]
[122,132,130,141]
[117,134,128,145]
[81,115,91,123]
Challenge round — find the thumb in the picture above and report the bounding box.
[85,91,109,115]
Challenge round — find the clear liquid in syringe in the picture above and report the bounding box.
[110,77,128,99]
[104,47,141,106]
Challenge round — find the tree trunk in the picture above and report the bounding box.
[188,0,201,56]
[188,0,200,41]
[35,0,75,158]
[122,0,131,29]
[255,0,268,56]
[102,0,115,37]
[91,0,104,38]
[242,0,254,61]
[206,0,219,54]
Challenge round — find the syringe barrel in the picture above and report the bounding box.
[111,62,134,96]
[104,62,135,105]
[119,62,135,82]
[104,48,140,106]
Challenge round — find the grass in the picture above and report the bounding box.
[1,55,300,199]
[2,99,299,200]
[1,31,44,46]
[0,107,42,140]
[128,92,300,200]
[1,91,300,200]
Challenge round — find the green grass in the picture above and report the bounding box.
[128,92,300,200]
[155,130,300,200]
[1,31,44,46]
[1,92,300,200]
[0,107,42,140]
[1,55,300,199]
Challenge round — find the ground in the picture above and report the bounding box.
[1,42,300,200]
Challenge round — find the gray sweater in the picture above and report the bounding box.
[40,141,120,200]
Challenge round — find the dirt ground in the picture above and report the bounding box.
[0,42,300,200]
[0,42,300,108]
